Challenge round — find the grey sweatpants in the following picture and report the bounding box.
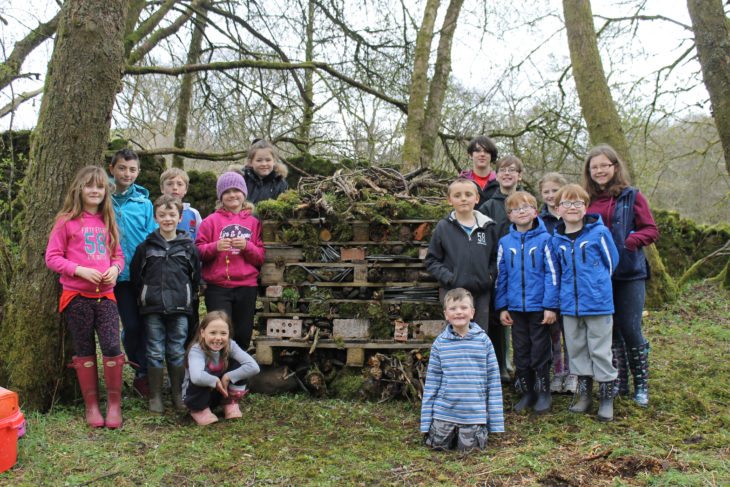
[563,314,617,383]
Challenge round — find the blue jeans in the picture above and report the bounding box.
[115,281,147,376]
[612,279,648,349]
[145,313,188,368]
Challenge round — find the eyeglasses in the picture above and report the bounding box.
[589,163,615,172]
[559,200,586,209]
[497,167,519,174]
[508,205,535,214]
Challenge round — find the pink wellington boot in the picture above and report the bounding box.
[102,354,125,429]
[69,356,105,428]
[190,408,219,426]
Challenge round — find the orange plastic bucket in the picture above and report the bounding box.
[0,387,22,473]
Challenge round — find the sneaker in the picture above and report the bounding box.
[563,374,578,394]
[190,408,219,426]
[550,374,565,393]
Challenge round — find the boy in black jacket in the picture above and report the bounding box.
[425,178,498,331]
[131,194,201,413]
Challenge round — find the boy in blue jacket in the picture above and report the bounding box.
[109,148,157,396]
[552,184,619,422]
[495,192,558,415]
[420,288,504,451]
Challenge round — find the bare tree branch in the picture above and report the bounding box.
[125,59,409,112]
[0,87,43,118]
[0,11,60,91]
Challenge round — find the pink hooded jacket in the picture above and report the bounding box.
[195,208,264,287]
[45,211,124,294]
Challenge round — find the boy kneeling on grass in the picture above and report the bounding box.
[420,288,504,451]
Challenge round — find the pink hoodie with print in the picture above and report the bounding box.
[45,211,124,294]
[195,208,264,287]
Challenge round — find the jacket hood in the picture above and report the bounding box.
[111,180,150,200]
[146,228,194,247]
[507,215,545,238]
[447,210,495,229]
[441,322,486,340]
[555,214,602,236]
[244,163,287,182]
[459,169,497,182]
[214,207,253,219]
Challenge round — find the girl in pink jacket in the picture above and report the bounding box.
[195,172,264,349]
[45,166,125,429]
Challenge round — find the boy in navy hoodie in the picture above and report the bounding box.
[425,178,498,332]
[552,184,619,422]
[495,191,558,415]
[131,195,201,413]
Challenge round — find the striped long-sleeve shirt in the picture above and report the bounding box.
[420,323,505,433]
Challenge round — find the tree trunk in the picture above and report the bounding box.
[687,0,730,176]
[0,0,129,411]
[562,0,633,176]
[402,0,441,169]
[420,0,465,167]
[173,3,208,169]
[297,0,316,156]
[562,0,676,305]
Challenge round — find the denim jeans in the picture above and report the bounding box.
[145,313,188,368]
[612,279,648,349]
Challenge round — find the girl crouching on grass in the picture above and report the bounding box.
[183,311,260,425]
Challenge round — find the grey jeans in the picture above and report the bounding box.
[425,419,488,451]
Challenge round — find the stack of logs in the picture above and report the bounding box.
[255,218,447,368]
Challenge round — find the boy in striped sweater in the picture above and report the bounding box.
[420,288,505,451]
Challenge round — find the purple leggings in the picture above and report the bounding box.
[63,296,121,357]
[550,318,570,375]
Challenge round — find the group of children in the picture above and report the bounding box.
[422,137,658,451]
[45,140,288,427]
[45,135,657,446]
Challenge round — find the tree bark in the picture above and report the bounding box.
[173,3,208,168]
[297,0,317,155]
[402,0,441,169]
[562,0,676,306]
[687,0,730,176]
[420,0,465,167]
[0,0,129,411]
[562,0,633,176]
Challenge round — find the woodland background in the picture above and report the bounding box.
[0,0,728,413]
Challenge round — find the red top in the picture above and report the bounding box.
[588,191,659,251]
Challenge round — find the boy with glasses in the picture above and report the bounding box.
[495,192,558,414]
[551,184,620,422]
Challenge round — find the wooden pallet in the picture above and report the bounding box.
[254,336,433,366]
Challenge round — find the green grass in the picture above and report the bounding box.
[2,281,728,486]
